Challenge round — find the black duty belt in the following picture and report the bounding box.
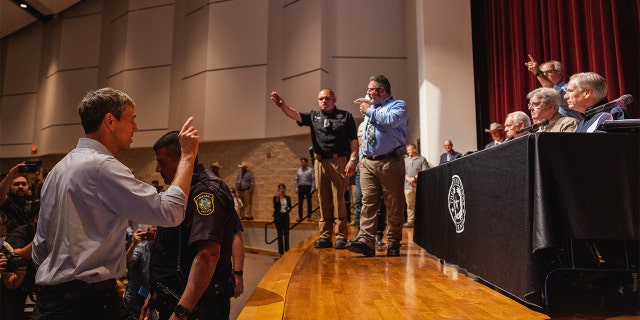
[41,279,116,292]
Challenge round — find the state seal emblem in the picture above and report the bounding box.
[447,175,466,233]
[194,192,214,216]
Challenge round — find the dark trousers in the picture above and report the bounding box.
[297,185,312,220]
[31,280,122,320]
[274,213,290,254]
[155,281,231,320]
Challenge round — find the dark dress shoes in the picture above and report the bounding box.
[314,238,333,248]
[345,240,375,257]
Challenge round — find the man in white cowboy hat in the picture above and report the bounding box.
[235,161,255,220]
[483,122,506,149]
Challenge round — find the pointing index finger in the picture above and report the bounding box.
[181,117,195,132]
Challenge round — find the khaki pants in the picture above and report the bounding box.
[238,189,252,218]
[314,156,349,240]
[404,188,416,224]
[356,156,405,246]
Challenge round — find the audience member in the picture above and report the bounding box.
[273,183,292,255]
[0,164,33,233]
[2,206,36,320]
[483,123,506,149]
[404,143,430,227]
[1,212,29,320]
[211,161,221,177]
[230,187,243,217]
[235,161,255,220]
[565,72,631,133]
[503,111,532,141]
[124,225,156,318]
[346,74,408,257]
[294,157,315,222]
[526,87,578,132]
[270,89,358,250]
[525,54,582,120]
[439,140,462,164]
[30,88,199,319]
[142,130,236,320]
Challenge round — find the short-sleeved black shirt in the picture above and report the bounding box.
[298,108,358,156]
[149,163,236,291]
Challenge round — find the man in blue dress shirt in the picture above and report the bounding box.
[346,75,408,257]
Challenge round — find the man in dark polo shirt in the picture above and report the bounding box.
[270,89,358,249]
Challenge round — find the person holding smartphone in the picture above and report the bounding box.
[0,163,34,233]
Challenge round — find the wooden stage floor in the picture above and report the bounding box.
[238,227,638,320]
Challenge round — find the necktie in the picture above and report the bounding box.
[366,121,376,146]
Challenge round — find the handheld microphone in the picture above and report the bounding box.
[516,119,550,134]
[585,94,633,117]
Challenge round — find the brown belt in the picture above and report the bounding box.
[314,153,347,161]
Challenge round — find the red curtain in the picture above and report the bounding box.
[472,0,639,136]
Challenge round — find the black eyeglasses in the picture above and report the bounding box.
[541,69,556,75]
[366,87,382,93]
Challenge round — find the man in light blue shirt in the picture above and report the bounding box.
[346,75,408,257]
[31,88,200,319]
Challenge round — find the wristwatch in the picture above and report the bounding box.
[233,270,244,276]
[349,157,358,162]
[174,304,191,317]
[535,70,543,76]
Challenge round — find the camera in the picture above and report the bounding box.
[5,252,28,271]
[19,160,41,173]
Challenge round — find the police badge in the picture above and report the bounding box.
[194,192,214,216]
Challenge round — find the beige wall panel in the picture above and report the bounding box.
[265,70,325,138]
[206,0,269,68]
[104,16,128,77]
[38,69,99,129]
[119,67,172,131]
[2,25,42,94]
[333,59,409,119]
[183,6,208,77]
[0,94,37,145]
[281,0,322,77]
[37,125,84,156]
[332,0,406,57]
[181,74,207,135]
[125,5,175,69]
[202,67,269,141]
[186,0,208,13]
[57,14,102,70]
[129,0,175,11]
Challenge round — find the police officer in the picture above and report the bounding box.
[142,131,238,320]
[270,89,358,250]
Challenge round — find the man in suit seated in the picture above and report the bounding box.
[439,139,462,164]
[564,72,631,133]
[526,87,578,133]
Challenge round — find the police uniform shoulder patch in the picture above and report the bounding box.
[194,192,215,216]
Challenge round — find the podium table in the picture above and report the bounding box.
[414,133,639,308]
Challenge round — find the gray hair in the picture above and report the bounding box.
[526,87,561,111]
[506,111,531,127]
[542,60,563,73]
[569,72,607,100]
